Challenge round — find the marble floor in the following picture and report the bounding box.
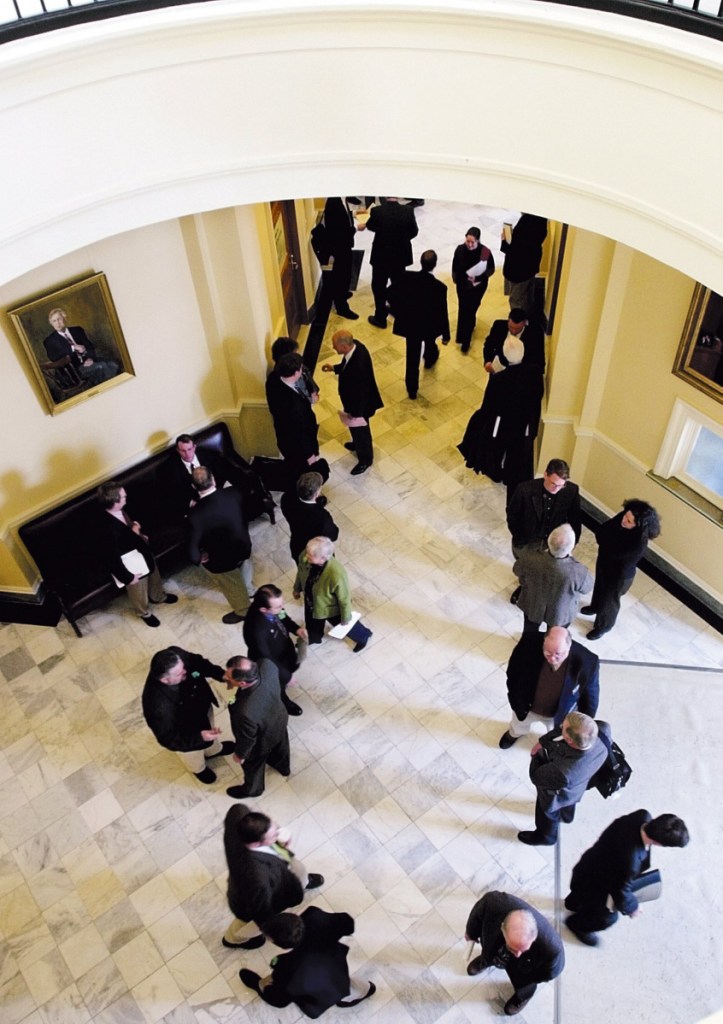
[1,200,721,1024]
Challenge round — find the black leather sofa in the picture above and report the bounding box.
[19,421,274,637]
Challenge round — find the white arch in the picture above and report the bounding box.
[1,0,722,287]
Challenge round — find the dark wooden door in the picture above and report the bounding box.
[271,200,307,339]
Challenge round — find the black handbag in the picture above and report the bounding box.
[588,728,632,798]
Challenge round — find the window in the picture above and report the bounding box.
[654,399,723,515]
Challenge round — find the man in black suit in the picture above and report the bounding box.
[164,434,241,524]
[391,249,450,399]
[222,804,324,950]
[506,458,582,603]
[499,626,599,749]
[266,353,325,485]
[280,471,339,564]
[142,646,233,783]
[323,197,360,320]
[240,908,376,1016]
[365,198,419,328]
[465,891,564,1017]
[565,810,689,946]
[483,308,546,373]
[224,656,291,799]
[96,481,177,627]
[44,307,119,386]
[322,330,384,476]
[501,214,548,316]
[188,467,254,624]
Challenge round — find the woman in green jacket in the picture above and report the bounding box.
[293,536,372,653]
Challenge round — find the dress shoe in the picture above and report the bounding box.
[498,731,519,750]
[367,315,387,328]
[517,830,556,846]
[308,637,323,645]
[305,873,325,889]
[336,981,376,1007]
[504,996,531,1016]
[353,633,372,653]
[336,307,359,320]
[207,741,236,759]
[239,968,262,993]
[350,463,370,476]
[194,767,216,785]
[284,699,303,716]
[509,586,521,606]
[141,613,161,628]
[561,805,576,824]
[466,955,489,976]
[344,441,356,451]
[226,784,261,799]
[580,605,596,616]
[223,933,265,950]
[407,392,417,400]
[587,629,607,641]
[565,916,599,946]
[152,593,178,604]
[460,345,470,354]
[222,611,245,624]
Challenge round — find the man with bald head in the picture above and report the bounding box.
[322,330,383,476]
[499,625,599,749]
[465,891,564,1016]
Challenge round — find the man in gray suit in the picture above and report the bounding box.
[513,524,593,632]
[518,711,610,846]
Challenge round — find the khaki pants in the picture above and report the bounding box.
[126,565,166,617]
[176,705,230,774]
[204,559,254,615]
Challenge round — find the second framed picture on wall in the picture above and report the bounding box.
[8,272,135,415]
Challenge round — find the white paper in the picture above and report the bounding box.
[466,259,488,279]
[112,548,150,588]
[328,611,361,639]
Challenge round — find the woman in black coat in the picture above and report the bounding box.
[451,226,495,352]
[583,499,661,639]
[243,584,307,715]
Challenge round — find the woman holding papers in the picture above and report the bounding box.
[451,226,495,353]
[293,537,372,653]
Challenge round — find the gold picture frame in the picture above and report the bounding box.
[8,272,135,415]
[673,284,723,403]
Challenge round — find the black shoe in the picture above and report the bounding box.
[517,830,556,846]
[504,996,531,1016]
[510,586,521,606]
[337,981,376,1007]
[207,741,236,759]
[587,629,607,641]
[565,917,599,946]
[222,611,245,625]
[353,633,372,653]
[367,315,387,328]
[467,955,488,976]
[141,614,161,628]
[350,463,370,476]
[498,731,519,750]
[223,933,265,950]
[308,637,323,646]
[239,969,262,993]
[226,784,260,799]
[580,605,596,616]
[336,307,359,320]
[284,699,303,716]
[195,767,216,785]
[561,805,576,824]
[344,441,356,451]
[407,392,417,400]
[151,594,178,604]
[460,345,470,354]
[306,873,324,889]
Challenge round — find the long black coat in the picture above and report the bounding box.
[506,633,599,726]
[266,371,320,467]
[334,341,383,420]
[391,269,450,341]
[141,647,224,753]
[280,492,339,564]
[507,477,582,550]
[243,605,302,687]
[97,506,156,586]
[260,907,355,1018]
[188,488,251,573]
[466,892,564,991]
[568,809,652,916]
[483,318,546,373]
[224,803,304,926]
[367,201,418,271]
[501,214,548,282]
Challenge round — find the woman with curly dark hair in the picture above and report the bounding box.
[583,499,661,640]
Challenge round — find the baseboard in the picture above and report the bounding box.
[0,586,62,628]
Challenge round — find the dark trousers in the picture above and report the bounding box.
[371,264,404,322]
[404,335,438,397]
[455,283,487,349]
[589,573,634,634]
[564,891,619,934]
[349,423,373,466]
[306,612,372,646]
[534,796,576,841]
[331,247,353,310]
[240,734,291,796]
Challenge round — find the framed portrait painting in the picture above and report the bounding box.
[673,284,723,404]
[8,272,134,415]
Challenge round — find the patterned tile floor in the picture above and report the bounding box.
[1,200,721,1024]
